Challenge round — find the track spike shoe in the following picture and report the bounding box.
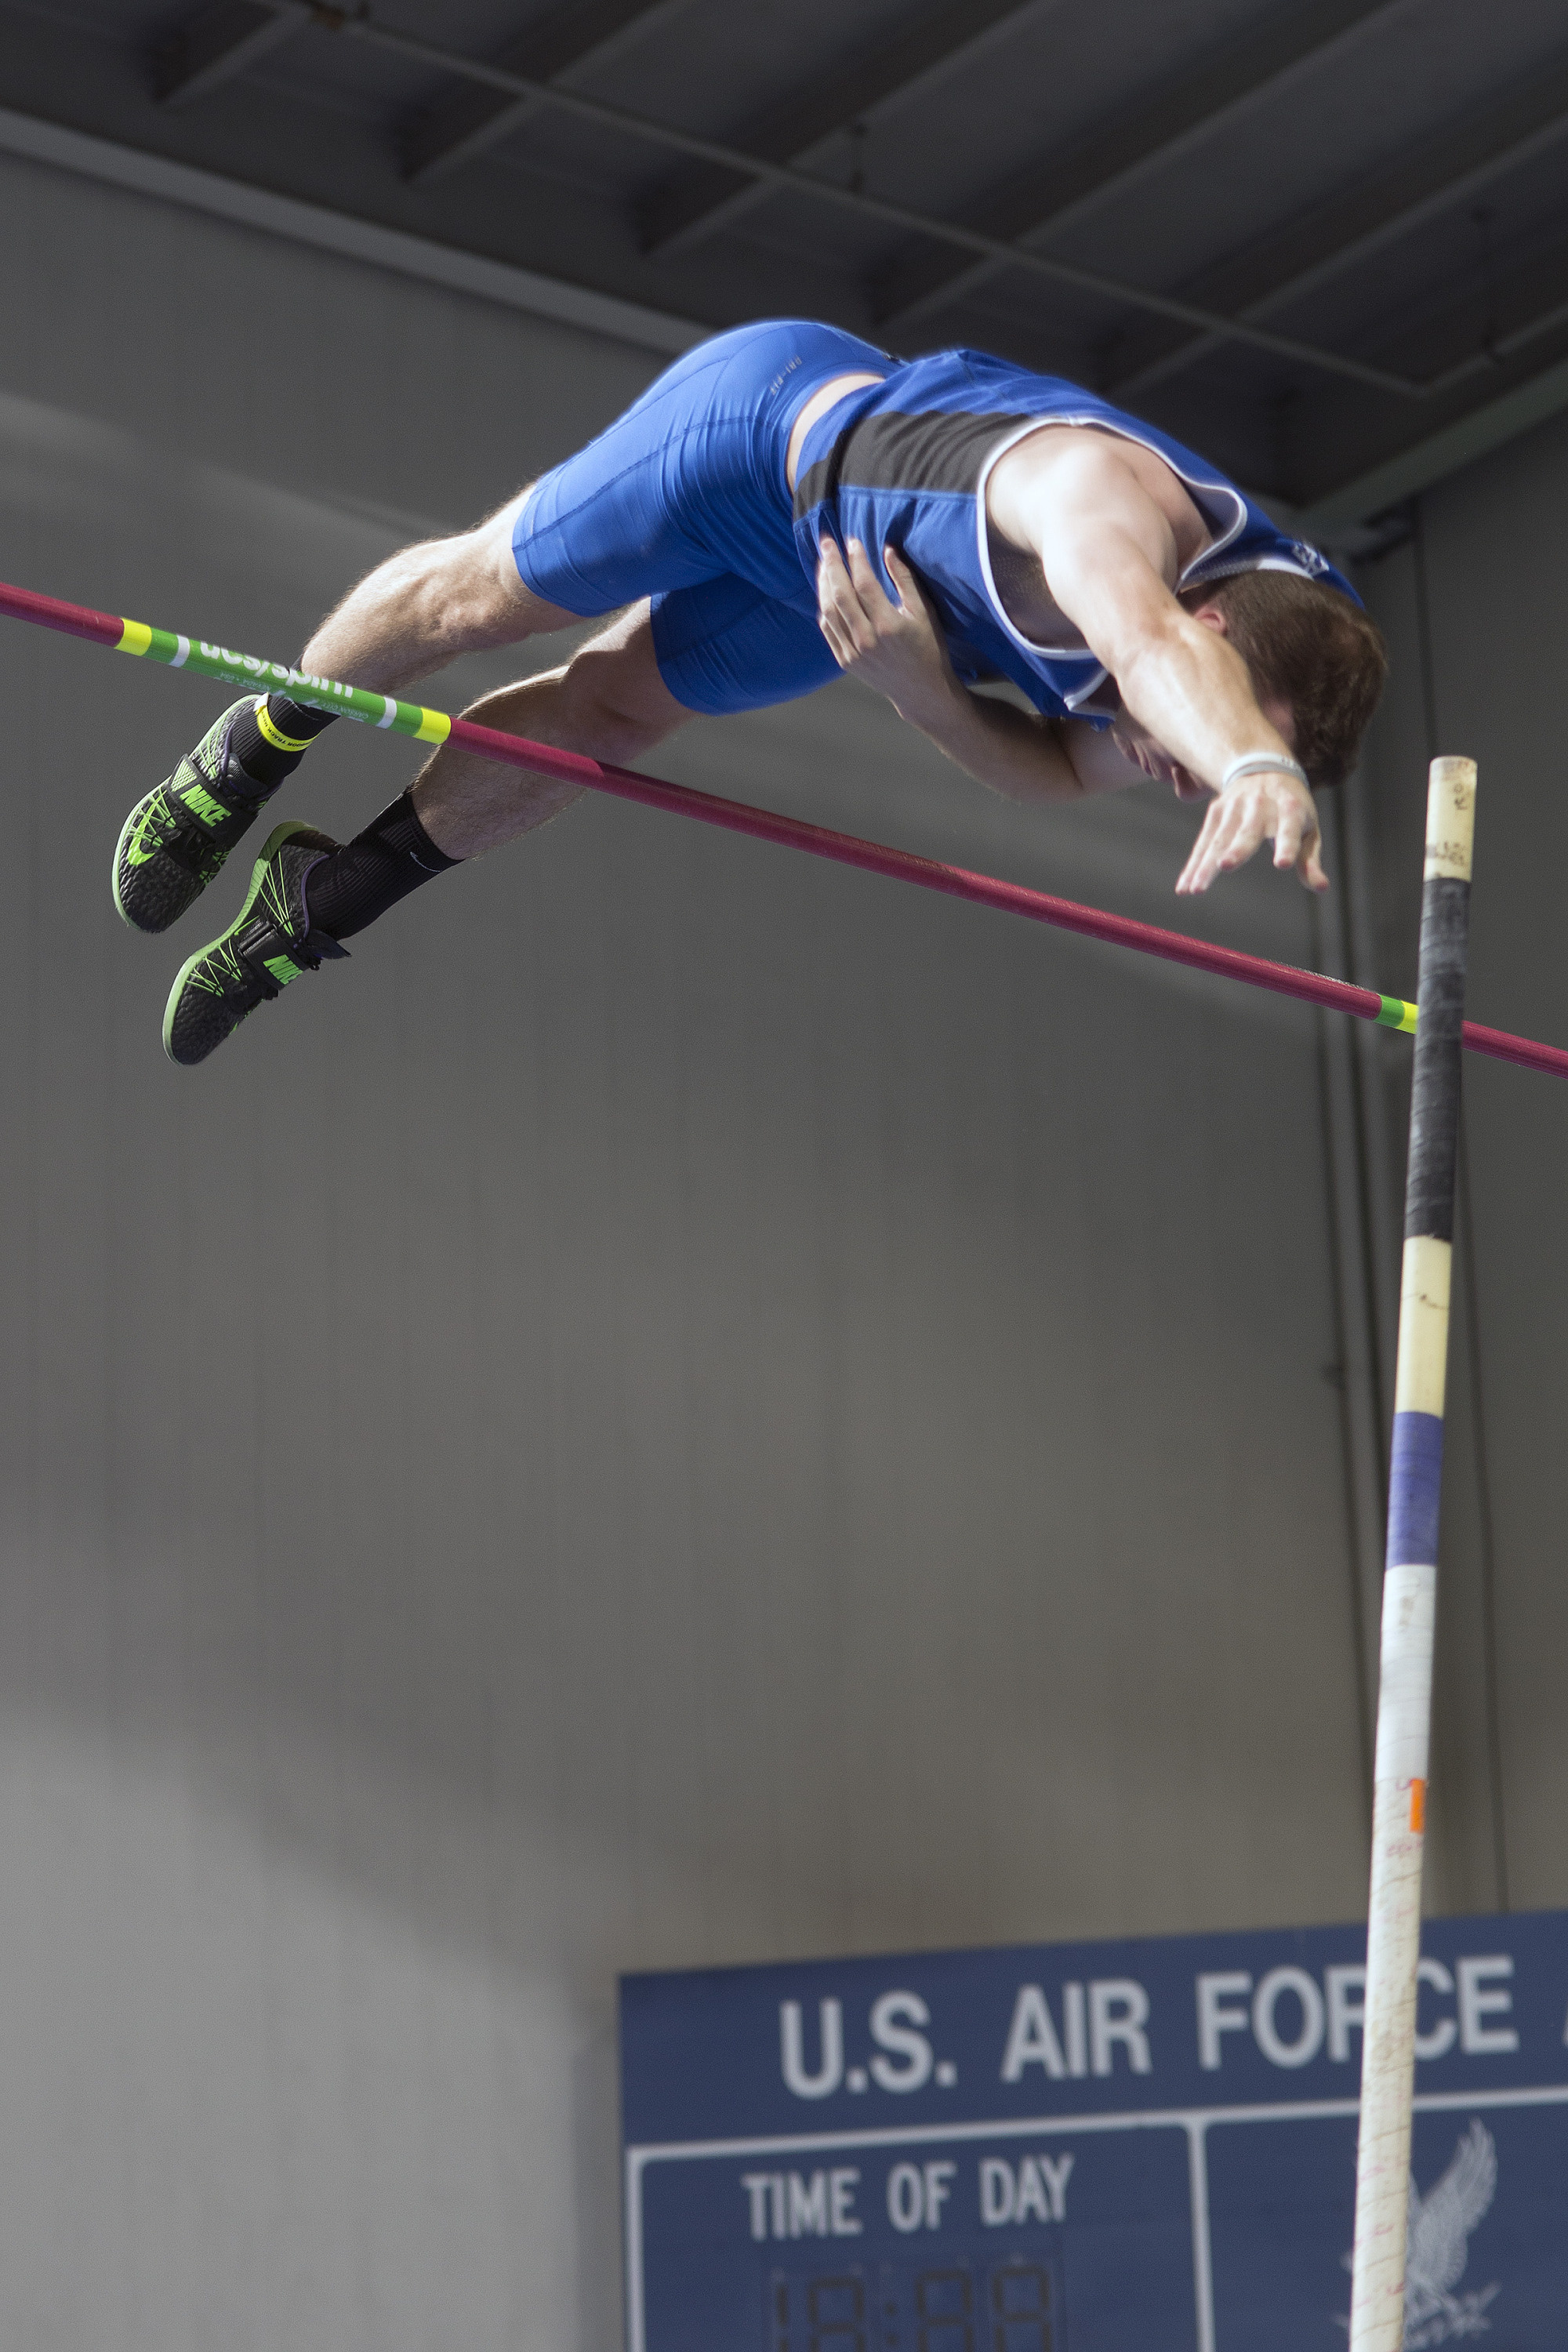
[114,699,273,934]
[162,822,349,1067]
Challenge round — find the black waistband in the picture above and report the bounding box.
[793,407,1037,519]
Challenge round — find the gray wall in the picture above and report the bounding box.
[0,147,1443,2351]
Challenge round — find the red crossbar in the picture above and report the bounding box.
[3,574,1565,1082]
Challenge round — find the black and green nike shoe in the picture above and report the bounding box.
[113,699,270,935]
[162,822,349,1067]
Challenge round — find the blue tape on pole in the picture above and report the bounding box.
[1387,1409,1445,1567]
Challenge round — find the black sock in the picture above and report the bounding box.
[304,790,459,941]
[227,693,337,794]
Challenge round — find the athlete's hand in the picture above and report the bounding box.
[1175,766,1328,896]
[816,539,957,726]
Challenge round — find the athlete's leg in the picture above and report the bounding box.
[158,575,844,1065]
[408,600,691,859]
[299,491,572,695]
[314,569,841,922]
[112,491,571,937]
[160,603,695,1064]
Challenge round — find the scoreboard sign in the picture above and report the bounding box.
[619,1911,1568,2351]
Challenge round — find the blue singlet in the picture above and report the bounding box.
[513,320,1357,720]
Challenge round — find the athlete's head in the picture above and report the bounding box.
[1181,571,1389,789]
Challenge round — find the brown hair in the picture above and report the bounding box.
[1183,570,1388,789]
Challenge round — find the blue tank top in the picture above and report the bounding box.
[789,349,1358,723]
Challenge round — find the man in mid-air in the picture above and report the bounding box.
[111,319,1388,1065]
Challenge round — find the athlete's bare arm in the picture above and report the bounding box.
[987,433,1324,893]
[815,434,1323,894]
[815,538,1145,805]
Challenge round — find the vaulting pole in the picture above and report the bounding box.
[1,578,1559,1082]
[1348,755,1476,2351]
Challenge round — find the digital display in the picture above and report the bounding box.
[621,1911,1568,2350]
[770,2255,1057,2352]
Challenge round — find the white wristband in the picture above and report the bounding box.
[1221,751,1310,793]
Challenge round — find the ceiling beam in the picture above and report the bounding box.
[637,0,1038,260]
[152,0,299,108]
[868,0,1410,336]
[1109,60,1568,404]
[331,5,1418,396]
[403,0,691,187]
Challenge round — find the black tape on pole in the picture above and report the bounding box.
[1404,875,1470,1245]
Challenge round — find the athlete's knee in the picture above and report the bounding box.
[559,622,689,760]
[561,651,678,759]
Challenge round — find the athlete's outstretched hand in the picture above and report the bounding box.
[1175,766,1328,895]
[816,539,957,727]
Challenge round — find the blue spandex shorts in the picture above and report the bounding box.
[513,320,889,716]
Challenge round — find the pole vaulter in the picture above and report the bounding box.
[1,575,1563,1082]
[43,321,1406,1065]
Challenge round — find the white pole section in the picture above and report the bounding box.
[1348,755,1477,2351]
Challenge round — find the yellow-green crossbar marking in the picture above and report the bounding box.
[113,617,451,745]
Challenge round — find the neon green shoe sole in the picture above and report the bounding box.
[162,822,349,1067]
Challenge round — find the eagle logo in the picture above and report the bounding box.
[1340,2120,1501,2346]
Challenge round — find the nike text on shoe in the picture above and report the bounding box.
[162,822,349,1067]
[113,699,272,934]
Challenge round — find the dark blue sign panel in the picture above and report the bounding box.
[620,1911,1568,2351]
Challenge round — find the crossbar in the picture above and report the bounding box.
[2,574,1565,1084]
